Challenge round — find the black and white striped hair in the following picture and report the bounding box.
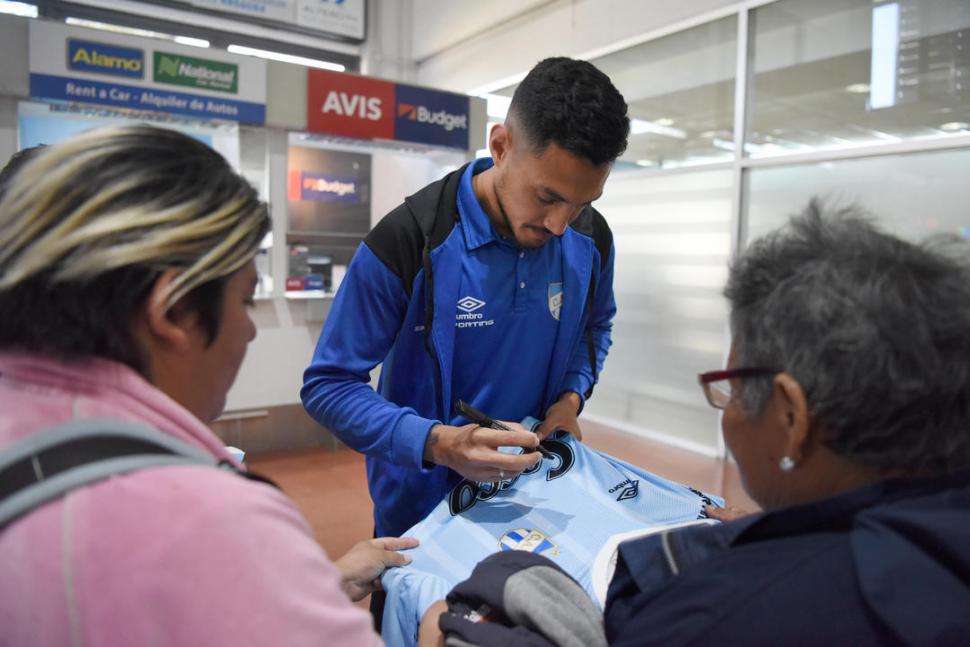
[0,125,270,374]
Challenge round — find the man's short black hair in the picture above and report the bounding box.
[509,57,629,166]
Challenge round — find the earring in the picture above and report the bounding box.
[779,456,796,472]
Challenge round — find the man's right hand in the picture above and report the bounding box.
[423,422,541,482]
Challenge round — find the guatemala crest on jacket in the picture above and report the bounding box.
[548,282,563,321]
[498,528,558,555]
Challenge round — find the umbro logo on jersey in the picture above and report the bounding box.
[609,478,640,502]
[457,296,485,313]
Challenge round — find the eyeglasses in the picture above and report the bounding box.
[698,368,779,409]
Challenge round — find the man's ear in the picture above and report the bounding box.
[773,373,811,463]
[142,270,195,353]
[489,123,511,165]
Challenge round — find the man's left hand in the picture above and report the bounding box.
[334,536,419,602]
[537,392,583,441]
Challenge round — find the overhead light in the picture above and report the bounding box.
[630,118,687,140]
[66,17,208,48]
[635,159,654,167]
[0,1,37,17]
[711,138,735,152]
[845,83,871,94]
[940,121,970,132]
[869,3,900,110]
[654,117,674,126]
[227,45,345,71]
[67,17,169,40]
[869,129,902,142]
[174,36,210,48]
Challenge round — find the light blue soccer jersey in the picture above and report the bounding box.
[380,429,724,647]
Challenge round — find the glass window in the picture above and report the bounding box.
[746,147,970,245]
[748,0,970,158]
[488,16,738,170]
[585,169,735,450]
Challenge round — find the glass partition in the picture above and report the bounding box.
[746,147,970,244]
[748,0,970,157]
[585,168,734,449]
[490,16,738,170]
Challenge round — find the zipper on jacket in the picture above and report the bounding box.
[421,234,445,420]
[661,530,682,575]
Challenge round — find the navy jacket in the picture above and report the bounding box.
[302,163,616,536]
[605,470,970,646]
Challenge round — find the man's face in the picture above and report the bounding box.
[491,126,612,249]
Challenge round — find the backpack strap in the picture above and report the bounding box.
[0,418,255,530]
[569,206,614,399]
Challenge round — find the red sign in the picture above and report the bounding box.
[307,68,395,140]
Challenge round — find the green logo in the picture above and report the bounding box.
[153,52,238,94]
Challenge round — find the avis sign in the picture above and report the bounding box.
[307,69,394,140]
[307,68,471,150]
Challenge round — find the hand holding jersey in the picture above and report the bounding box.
[334,536,420,602]
[423,421,541,483]
[537,391,583,441]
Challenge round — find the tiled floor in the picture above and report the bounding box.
[247,418,759,566]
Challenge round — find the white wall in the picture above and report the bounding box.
[410,0,554,63]
[361,0,417,82]
[413,0,740,92]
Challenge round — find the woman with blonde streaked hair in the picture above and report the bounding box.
[0,126,413,646]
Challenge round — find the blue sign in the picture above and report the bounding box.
[305,275,324,291]
[68,39,144,79]
[299,172,359,203]
[394,84,470,150]
[29,73,266,124]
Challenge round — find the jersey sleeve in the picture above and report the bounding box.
[381,565,452,647]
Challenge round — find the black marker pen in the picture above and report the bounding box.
[454,400,553,458]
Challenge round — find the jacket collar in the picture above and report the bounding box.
[734,468,970,544]
[457,157,502,252]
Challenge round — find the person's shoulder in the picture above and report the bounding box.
[608,532,859,645]
[65,465,380,645]
[567,206,613,268]
[366,165,465,244]
[364,165,466,289]
[101,462,309,533]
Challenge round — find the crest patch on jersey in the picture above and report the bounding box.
[498,528,558,556]
[548,282,563,321]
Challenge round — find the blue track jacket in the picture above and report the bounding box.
[302,163,616,536]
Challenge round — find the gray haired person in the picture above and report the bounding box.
[602,201,970,645]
